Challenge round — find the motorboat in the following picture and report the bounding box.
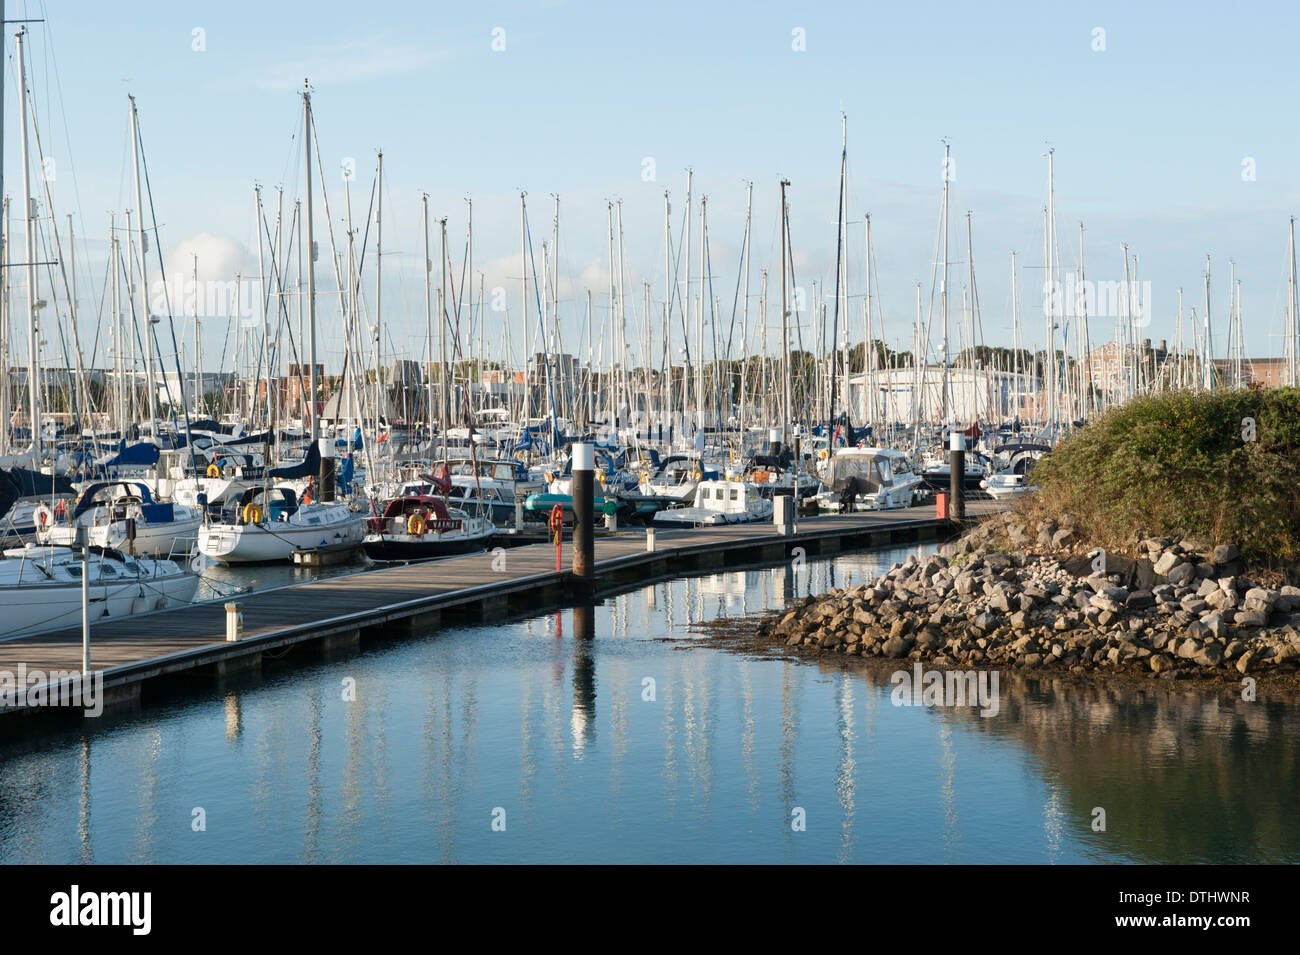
[815,447,927,511]
[980,443,1050,500]
[653,479,774,527]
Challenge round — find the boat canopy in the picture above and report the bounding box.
[71,481,168,521]
[268,441,321,479]
[95,440,161,468]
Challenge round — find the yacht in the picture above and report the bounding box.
[36,480,202,558]
[0,543,198,639]
[197,487,365,565]
[816,447,926,511]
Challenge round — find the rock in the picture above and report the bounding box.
[1237,651,1256,674]
[1199,612,1227,640]
[1167,563,1197,586]
[1121,590,1152,611]
[1176,637,1202,659]
[1153,551,1181,576]
[882,635,912,658]
[1193,642,1224,667]
[1235,610,1268,628]
[1243,588,1279,614]
[1050,528,1075,549]
[1212,543,1240,564]
[1149,653,1175,673]
[915,628,944,652]
[1180,596,1208,614]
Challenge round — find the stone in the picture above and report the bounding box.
[1149,653,1175,673]
[882,635,912,659]
[1050,528,1075,549]
[1193,642,1224,667]
[1167,563,1197,586]
[1128,589,1159,613]
[1212,543,1240,564]
[1153,551,1181,576]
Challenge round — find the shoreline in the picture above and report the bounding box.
[699,510,1300,692]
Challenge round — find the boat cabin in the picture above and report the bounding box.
[370,496,463,535]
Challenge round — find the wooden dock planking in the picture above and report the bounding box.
[0,503,999,709]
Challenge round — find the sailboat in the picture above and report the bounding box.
[1,543,198,639]
[36,480,201,558]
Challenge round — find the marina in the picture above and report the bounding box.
[0,503,995,721]
[0,0,1295,907]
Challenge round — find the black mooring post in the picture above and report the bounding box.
[319,439,336,503]
[949,429,965,523]
[572,442,595,588]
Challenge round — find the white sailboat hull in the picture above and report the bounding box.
[198,505,365,564]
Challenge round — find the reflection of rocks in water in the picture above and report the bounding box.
[762,649,1300,864]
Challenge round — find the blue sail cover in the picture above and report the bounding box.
[96,441,161,468]
[269,441,321,479]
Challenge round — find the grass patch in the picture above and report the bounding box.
[1016,387,1300,564]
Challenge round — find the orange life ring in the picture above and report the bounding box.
[407,512,426,536]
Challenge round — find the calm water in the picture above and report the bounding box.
[2,545,1297,864]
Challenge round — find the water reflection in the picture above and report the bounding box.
[0,543,1295,864]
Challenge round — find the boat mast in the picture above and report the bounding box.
[1289,217,1298,387]
[779,179,791,439]
[940,139,950,427]
[422,193,434,447]
[302,82,318,441]
[18,27,40,458]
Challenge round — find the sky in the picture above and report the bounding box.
[7,0,1300,376]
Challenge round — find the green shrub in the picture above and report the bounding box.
[1019,387,1300,563]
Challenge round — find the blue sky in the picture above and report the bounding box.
[9,0,1300,373]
